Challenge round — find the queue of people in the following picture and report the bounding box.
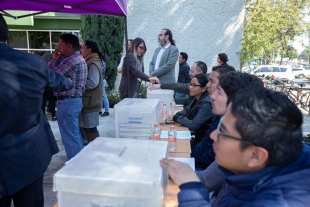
[2,10,309,207]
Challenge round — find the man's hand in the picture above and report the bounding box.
[149,77,159,83]
[160,158,200,186]
[53,49,62,60]
[148,83,161,90]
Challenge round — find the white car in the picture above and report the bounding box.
[254,65,295,82]
[292,68,310,79]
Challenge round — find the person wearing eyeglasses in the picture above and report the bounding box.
[192,72,264,171]
[149,61,208,106]
[172,74,213,148]
[149,28,179,83]
[192,72,264,204]
[119,37,156,99]
[161,86,310,207]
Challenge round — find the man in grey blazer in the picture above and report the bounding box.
[149,28,179,83]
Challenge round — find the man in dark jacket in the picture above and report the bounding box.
[161,87,310,207]
[0,14,72,207]
[175,52,190,98]
[213,52,235,71]
[192,72,264,170]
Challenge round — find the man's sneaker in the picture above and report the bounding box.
[52,116,57,121]
[99,111,103,115]
[101,111,109,117]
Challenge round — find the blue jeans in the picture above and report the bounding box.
[100,79,110,111]
[175,92,188,99]
[57,98,83,160]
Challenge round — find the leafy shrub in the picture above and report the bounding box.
[139,83,148,98]
[107,90,120,108]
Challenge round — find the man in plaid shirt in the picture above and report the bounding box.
[49,33,88,160]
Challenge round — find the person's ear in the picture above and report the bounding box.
[247,146,269,168]
[201,86,207,93]
[66,43,72,50]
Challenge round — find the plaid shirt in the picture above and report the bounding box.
[49,51,88,97]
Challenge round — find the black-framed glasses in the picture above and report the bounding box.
[189,83,202,88]
[137,45,145,51]
[217,117,255,145]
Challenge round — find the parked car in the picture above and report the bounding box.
[254,65,294,82]
[292,68,310,79]
[242,66,256,74]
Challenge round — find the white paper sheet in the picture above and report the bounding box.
[160,130,191,140]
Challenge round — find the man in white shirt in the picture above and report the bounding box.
[149,28,179,83]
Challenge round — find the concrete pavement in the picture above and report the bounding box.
[42,107,310,207]
[43,109,116,207]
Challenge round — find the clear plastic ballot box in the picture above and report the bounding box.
[114,98,161,139]
[53,137,169,207]
[147,89,174,106]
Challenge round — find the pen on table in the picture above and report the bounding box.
[119,147,127,157]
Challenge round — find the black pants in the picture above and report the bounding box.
[42,89,56,117]
[0,175,44,207]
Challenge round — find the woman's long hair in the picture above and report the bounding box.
[84,39,105,61]
[129,37,147,71]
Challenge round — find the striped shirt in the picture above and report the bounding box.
[49,51,88,97]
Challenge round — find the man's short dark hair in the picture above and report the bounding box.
[219,71,264,104]
[180,52,188,62]
[212,66,235,75]
[195,61,208,74]
[231,87,303,166]
[60,33,80,51]
[0,14,8,42]
[218,53,228,63]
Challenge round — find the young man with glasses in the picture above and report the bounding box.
[161,86,310,206]
[192,71,263,170]
[149,28,179,83]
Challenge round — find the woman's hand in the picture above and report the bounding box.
[149,77,159,83]
[160,158,200,186]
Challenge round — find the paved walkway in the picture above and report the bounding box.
[43,109,116,207]
[42,108,310,207]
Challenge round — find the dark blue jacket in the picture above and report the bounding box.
[173,92,213,143]
[178,144,310,207]
[177,62,190,83]
[191,116,221,169]
[0,44,73,197]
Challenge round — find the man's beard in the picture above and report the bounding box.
[158,39,166,46]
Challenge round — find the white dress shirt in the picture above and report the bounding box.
[154,43,171,70]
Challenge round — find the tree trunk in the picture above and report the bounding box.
[240,61,244,71]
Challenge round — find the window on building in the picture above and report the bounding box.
[7,30,80,53]
[29,31,50,49]
[7,31,27,48]
[51,32,62,49]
